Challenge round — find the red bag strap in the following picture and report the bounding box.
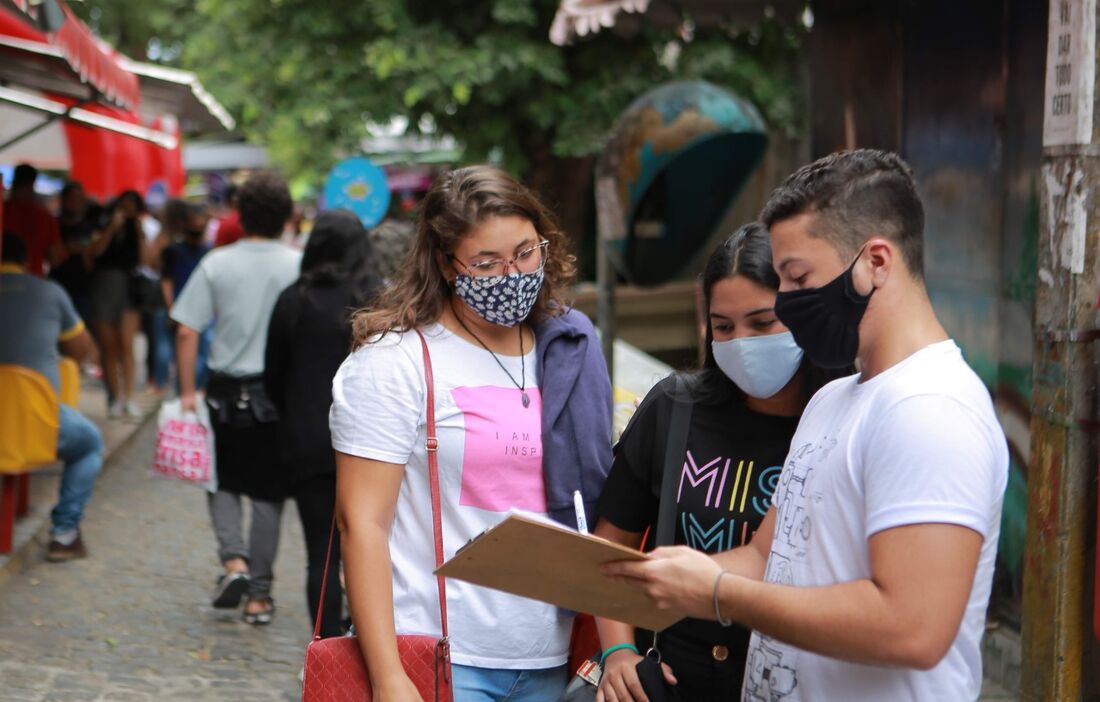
[416,328,450,640]
[313,510,337,640]
[312,328,448,642]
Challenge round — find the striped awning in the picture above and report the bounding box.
[0,0,141,109]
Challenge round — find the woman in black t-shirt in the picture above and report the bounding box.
[594,223,849,702]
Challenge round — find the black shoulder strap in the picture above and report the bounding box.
[655,376,693,548]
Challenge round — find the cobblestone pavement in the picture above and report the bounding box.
[0,413,1022,701]
[0,421,312,701]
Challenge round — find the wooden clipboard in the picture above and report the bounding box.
[435,513,683,632]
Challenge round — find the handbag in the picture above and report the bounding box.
[205,373,278,429]
[302,329,453,702]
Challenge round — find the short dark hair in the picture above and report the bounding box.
[237,172,292,238]
[12,164,37,189]
[163,198,190,231]
[2,232,28,264]
[186,201,209,218]
[115,190,146,214]
[60,181,84,199]
[760,149,925,277]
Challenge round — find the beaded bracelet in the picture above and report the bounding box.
[600,643,640,665]
[714,570,733,627]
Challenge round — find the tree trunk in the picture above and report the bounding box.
[519,128,596,273]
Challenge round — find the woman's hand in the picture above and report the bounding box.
[372,672,422,702]
[596,650,676,702]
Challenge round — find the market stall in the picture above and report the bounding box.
[0,0,230,200]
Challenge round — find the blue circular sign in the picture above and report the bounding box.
[145,179,169,211]
[324,157,391,228]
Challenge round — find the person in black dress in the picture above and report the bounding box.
[594,223,851,702]
[263,209,381,637]
[87,190,147,418]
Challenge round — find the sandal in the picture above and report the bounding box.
[211,571,250,609]
[243,598,275,626]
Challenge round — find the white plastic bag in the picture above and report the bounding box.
[153,398,217,492]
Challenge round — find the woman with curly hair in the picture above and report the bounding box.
[330,165,612,701]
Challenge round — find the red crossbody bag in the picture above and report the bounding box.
[302,330,453,701]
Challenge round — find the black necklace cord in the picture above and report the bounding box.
[450,299,531,407]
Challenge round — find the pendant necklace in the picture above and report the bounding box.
[453,307,531,408]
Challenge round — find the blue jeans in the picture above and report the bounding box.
[149,306,173,388]
[51,405,104,534]
[452,664,567,702]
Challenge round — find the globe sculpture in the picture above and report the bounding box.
[596,80,768,286]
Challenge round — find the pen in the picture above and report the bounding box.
[573,490,588,534]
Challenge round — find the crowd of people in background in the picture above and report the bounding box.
[0,164,371,416]
[1,164,416,631]
[1,152,1009,701]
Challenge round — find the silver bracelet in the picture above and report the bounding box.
[713,571,733,626]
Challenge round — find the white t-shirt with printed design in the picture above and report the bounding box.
[329,324,571,670]
[742,340,1008,702]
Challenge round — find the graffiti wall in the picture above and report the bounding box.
[810,0,1046,626]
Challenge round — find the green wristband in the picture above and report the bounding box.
[600,643,640,665]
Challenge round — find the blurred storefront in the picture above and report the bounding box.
[0,0,231,202]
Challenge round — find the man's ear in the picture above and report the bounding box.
[865,238,894,289]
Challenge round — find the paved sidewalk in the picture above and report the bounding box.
[0,420,311,701]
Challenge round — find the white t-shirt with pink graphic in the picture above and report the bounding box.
[329,324,572,670]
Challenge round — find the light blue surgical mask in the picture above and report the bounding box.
[712,331,804,399]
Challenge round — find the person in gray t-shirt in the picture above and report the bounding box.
[0,233,103,562]
[170,173,301,625]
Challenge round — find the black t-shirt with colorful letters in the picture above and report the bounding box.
[598,375,799,698]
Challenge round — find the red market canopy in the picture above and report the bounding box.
[0,1,229,201]
[0,89,184,200]
[0,0,140,109]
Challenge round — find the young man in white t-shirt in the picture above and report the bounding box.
[604,149,1008,701]
[172,172,302,624]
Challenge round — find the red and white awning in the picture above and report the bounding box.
[118,58,235,133]
[0,86,176,151]
[0,86,184,200]
[0,1,140,109]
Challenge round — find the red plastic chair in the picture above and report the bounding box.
[0,364,71,554]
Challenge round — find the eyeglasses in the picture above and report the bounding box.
[450,240,549,287]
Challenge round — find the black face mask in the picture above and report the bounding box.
[774,250,874,369]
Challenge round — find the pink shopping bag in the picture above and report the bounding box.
[153,399,216,490]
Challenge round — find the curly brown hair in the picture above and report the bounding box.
[352,165,576,347]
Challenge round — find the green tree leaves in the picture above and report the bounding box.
[74,0,805,193]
